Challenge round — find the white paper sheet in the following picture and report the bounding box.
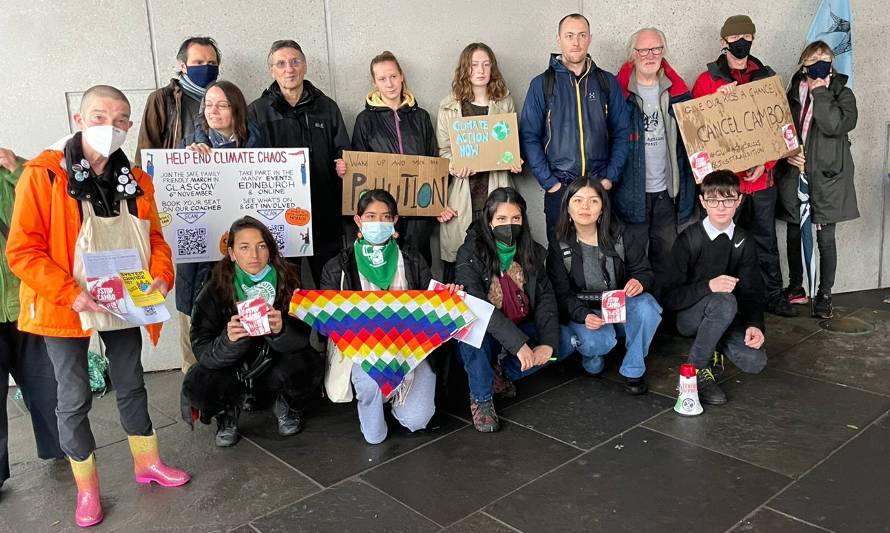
[82,249,171,325]
[428,279,494,349]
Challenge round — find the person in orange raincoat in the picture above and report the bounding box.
[5,85,189,528]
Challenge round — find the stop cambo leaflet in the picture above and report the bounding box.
[289,290,476,396]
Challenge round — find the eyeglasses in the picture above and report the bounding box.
[204,102,231,110]
[634,46,665,57]
[272,58,304,70]
[702,197,740,208]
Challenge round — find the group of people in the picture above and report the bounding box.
[0,11,857,529]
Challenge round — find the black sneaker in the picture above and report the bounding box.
[767,296,798,317]
[624,377,648,395]
[813,292,834,319]
[697,368,728,405]
[215,407,240,447]
[275,396,305,436]
[782,285,809,305]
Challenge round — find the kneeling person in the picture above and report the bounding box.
[663,170,767,404]
[547,177,662,395]
[319,190,441,445]
[184,217,323,447]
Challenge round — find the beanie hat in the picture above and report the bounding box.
[721,15,756,38]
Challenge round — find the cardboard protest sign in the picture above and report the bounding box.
[143,148,312,263]
[672,76,801,182]
[448,112,520,172]
[341,150,449,216]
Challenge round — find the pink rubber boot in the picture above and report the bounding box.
[69,453,103,527]
[127,431,191,487]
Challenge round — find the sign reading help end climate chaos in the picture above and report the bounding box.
[342,150,449,217]
[142,148,314,263]
[672,75,802,182]
[448,112,520,172]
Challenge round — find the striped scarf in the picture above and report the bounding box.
[179,73,206,102]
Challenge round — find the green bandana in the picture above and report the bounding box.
[233,263,278,303]
[354,238,399,290]
[495,240,517,273]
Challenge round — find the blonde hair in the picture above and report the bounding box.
[625,28,668,63]
[369,50,408,93]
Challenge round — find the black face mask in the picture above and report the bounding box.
[805,60,832,80]
[724,38,752,60]
[492,224,522,246]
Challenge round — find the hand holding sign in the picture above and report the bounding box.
[673,76,801,180]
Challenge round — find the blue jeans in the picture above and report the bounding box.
[557,293,662,378]
[457,321,570,402]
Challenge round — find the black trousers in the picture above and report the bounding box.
[1,322,63,482]
[736,186,783,301]
[623,191,678,300]
[182,348,323,419]
[786,221,837,295]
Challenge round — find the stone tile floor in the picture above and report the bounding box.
[3,289,889,532]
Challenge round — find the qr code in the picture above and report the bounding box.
[176,227,208,257]
[268,224,286,252]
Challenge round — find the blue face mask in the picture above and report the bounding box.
[186,64,219,88]
[361,221,395,245]
[805,60,831,80]
[247,263,272,282]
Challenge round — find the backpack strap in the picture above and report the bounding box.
[596,69,610,120]
[543,67,556,112]
[559,240,573,274]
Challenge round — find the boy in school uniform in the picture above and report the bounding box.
[663,170,767,404]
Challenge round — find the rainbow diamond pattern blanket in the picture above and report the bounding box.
[289,290,476,397]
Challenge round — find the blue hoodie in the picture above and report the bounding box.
[520,54,631,190]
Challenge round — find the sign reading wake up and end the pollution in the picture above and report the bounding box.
[341,150,449,217]
[143,148,313,263]
[672,76,801,182]
[448,112,520,172]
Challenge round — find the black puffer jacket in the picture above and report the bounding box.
[248,80,351,244]
[546,225,654,324]
[190,279,312,370]
[318,244,431,291]
[775,72,858,225]
[351,92,438,157]
[455,232,560,355]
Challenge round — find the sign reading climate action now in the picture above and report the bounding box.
[342,150,449,217]
[142,148,313,263]
[448,112,520,172]
[673,76,801,182]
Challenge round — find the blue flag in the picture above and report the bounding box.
[806,0,853,87]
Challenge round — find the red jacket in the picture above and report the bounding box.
[692,55,777,194]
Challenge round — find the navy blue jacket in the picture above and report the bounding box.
[612,61,696,226]
[520,54,630,190]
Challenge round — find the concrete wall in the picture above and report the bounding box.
[1,0,885,370]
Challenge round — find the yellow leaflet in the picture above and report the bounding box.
[119,270,165,307]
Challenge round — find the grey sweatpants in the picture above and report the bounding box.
[44,328,152,461]
[351,359,435,445]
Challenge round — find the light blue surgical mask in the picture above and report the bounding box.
[361,221,394,245]
[247,264,272,282]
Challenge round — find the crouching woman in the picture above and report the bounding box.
[182,216,323,447]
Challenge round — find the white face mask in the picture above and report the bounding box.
[82,124,127,157]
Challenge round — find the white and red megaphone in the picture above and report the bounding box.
[674,363,703,416]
